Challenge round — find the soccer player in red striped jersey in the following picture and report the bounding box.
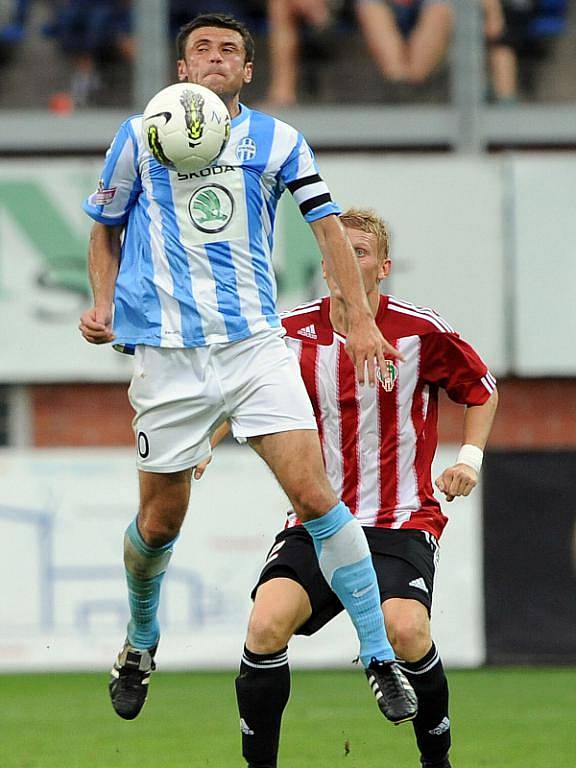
[204,208,498,768]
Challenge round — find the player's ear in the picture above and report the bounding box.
[243,61,253,85]
[378,258,391,280]
[177,60,187,81]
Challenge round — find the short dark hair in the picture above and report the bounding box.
[176,13,255,63]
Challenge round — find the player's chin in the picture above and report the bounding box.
[200,74,227,91]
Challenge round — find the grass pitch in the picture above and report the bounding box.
[0,667,574,767]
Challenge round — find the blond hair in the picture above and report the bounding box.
[340,208,390,263]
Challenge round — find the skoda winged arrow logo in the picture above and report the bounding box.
[188,183,234,233]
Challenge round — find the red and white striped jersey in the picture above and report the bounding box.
[282,295,496,539]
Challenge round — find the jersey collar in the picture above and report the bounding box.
[231,103,250,128]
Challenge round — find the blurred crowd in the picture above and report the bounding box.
[0,0,571,110]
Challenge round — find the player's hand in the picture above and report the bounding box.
[193,455,212,480]
[435,464,478,502]
[345,313,403,387]
[79,307,115,344]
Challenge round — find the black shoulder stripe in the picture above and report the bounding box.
[299,193,332,216]
[286,174,322,193]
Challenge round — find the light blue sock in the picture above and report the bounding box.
[123,518,176,650]
[303,502,394,666]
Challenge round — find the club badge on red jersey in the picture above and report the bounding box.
[377,360,398,392]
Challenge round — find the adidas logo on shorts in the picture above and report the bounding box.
[408,577,429,594]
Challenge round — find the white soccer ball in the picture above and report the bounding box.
[142,82,231,172]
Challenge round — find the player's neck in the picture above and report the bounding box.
[329,290,380,335]
[224,94,241,119]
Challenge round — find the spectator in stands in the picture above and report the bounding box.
[485,0,568,103]
[266,0,335,106]
[353,1,455,87]
[265,0,455,107]
[485,0,532,103]
[48,0,132,108]
[0,0,29,63]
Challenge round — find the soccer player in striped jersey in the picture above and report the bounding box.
[227,208,499,768]
[79,14,416,724]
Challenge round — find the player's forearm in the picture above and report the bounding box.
[310,216,372,323]
[462,389,499,450]
[88,223,123,310]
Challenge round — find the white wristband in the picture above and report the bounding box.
[456,444,483,474]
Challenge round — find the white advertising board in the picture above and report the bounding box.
[512,155,576,375]
[0,160,132,382]
[0,445,484,672]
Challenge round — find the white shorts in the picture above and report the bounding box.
[128,330,317,473]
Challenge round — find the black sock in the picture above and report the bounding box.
[235,645,291,768]
[397,643,451,767]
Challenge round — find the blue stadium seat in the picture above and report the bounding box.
[0,0,29,43]
[531,0,568,38]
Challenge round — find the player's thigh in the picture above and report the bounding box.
[129,345,220,474]
[250,528,343,641]
[250,429,336,519]
[367,529,437,658]
[247,578,313,652]
[222,332,334,515]
[408,1,454,78]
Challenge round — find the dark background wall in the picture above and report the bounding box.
[483,451,576,664]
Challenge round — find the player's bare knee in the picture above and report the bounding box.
[291,485,337,522]
[387,616,430,661]
[247,613,291,654]
[137,511,183,547]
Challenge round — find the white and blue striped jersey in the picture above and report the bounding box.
[83,104,340,352]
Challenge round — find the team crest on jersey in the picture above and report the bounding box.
[236,137,257,162]
[188,183,235,233]
[376,360,398,392]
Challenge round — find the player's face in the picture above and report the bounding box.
[177,27,253,102]
[323,227,390,300]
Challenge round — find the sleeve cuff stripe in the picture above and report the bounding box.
[481,375,496,394]
[299,193,333,216]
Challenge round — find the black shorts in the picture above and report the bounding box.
[252,526,439,636]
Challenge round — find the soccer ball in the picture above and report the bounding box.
[142,82,231,173]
